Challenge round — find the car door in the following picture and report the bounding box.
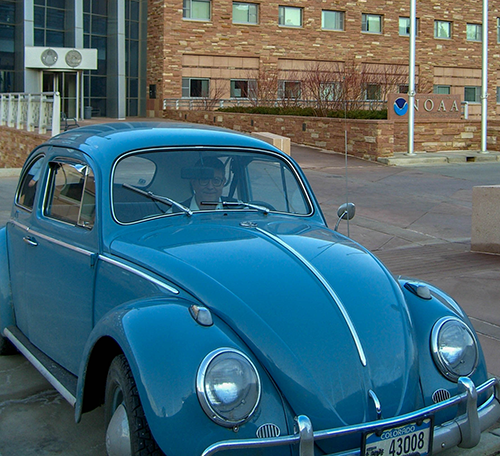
[13,152,98,375]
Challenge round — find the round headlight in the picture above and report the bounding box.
[431,317,479,381]
[197,348,261,427]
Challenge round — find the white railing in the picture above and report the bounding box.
[0,92,61,136]
[162,98,388,112]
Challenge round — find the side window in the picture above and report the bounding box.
[44,162,96,229]
[16,156,44,211]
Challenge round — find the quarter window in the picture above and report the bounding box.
[16,156,45,211]
[233,2,258,24]
[279,6,302,27]
[435,20,451,39]
[183,0,210,20]
[466,23,482,41]
[182,78,210,97]
[44,162,96,229]
[362,14,382,34]
[322,10,344,31]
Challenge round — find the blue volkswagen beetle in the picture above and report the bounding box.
[0,122,499,456]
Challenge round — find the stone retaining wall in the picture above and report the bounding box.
[0,127,48,168]
[164,110,500,160]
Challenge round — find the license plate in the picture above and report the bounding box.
[362,418,432,456]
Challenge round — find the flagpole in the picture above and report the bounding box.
[407,0,416,155]
[480,0,489,153]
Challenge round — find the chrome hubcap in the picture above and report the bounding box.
[106,404,132,456]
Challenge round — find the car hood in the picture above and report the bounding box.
[110,219,421,431]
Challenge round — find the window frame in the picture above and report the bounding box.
[361,13,383,34]
[466,23,482,42]
[232,2,258,25]
[464,86,481,103]
[399,16,418,36]
[278,6,303,28]
[434,85,451,95]
[321,10,345,31]
[434,20,452,39]
[183,0,211,21]
[364,83,382,101]
[182,77,210,98]
[278,80,302,99]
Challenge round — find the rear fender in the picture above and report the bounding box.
[0,227,15,333]
[75,297,288,456]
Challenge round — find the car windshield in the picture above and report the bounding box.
[112,149,312,223]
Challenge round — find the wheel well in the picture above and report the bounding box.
[81,336,123,414]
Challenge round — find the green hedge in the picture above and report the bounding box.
[218,106,387,120]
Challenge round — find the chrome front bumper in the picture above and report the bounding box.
[202,377,500,456]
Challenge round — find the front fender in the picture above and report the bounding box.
[399,278,490,421]
[0,227,14,333]
[76,297,289,456]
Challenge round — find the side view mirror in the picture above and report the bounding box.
[334,202,356,231]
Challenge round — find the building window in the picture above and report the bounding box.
[0,0,15,91]
[320,82,341,101]
[182,78,210,97]
[83,0,108,116]
[399,85,409,94]
[497,18,500,43]
[466,23,482,41]
[322,10,344,31]
[183,0,211,21]
[434,20,451,39]
[230,79,257,98]
[365,84,381,100]
[362,14,382,34]
[434,85,451,95]
[464,86,480,103]
[399,17,418,36]
[278,81,301,99]
[34,0,66,47]
[279,6,302,28]
[497,87,500,103]
[233,2,258,24]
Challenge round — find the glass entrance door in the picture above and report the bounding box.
[43,72,79,118]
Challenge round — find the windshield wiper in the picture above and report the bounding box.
[220,200,270,214]
[122,183,193,216]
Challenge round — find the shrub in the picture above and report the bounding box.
[218,106,387,119]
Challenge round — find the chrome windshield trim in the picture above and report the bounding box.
[255,227,367,367]
[99,255,179,295]
[202,377,500,456]
[10,220,93,257]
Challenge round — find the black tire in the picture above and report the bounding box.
[0,335,17,356]
[105,354,164,456]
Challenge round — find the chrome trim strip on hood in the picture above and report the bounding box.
[100,255,179,295]
[255,227,367,367]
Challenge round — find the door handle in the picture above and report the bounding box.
[23,236,38,247]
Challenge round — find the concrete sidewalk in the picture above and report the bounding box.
[1,142,499,455]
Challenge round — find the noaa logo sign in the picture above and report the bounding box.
[394,97,408,116]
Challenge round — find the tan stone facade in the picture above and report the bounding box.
[147,0,500,119]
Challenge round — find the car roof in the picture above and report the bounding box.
[42,122,283,163]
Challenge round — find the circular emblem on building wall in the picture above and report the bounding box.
[65,49,83,68]
[393,97,409,116]
[41,48,58,66]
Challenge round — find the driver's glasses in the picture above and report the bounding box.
[198,177,224,187]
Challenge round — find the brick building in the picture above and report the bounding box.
[1,0,499,119]
[147,0,500,119]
